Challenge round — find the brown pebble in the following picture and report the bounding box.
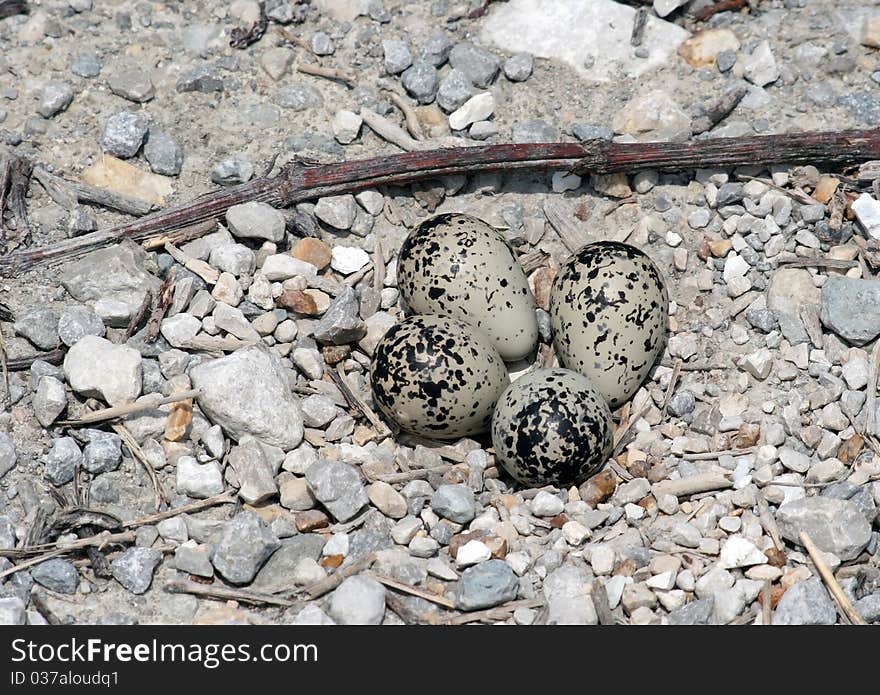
[529,266,556,311]
[548,513,568,529]
[708,238,732,257]
[812,177,839,205]
[764,547,787,568]
[277,288,318,315]
[322,344,350,365]
[320,554,344,569]
[295,509,329,532]
[579,469,618,507]
[483,535,508,559]
[732,423,760,448]
[757,584,786,609]
[291,237,332,270]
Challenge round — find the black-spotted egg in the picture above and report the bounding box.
[491,368,613,487]
[549,241,668,409]
[397,213,539,361]
[370,315,509,439]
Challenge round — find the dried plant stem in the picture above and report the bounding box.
[800,531,867,625]
[59,389,200,426]
[165,580,298,608]
[6,129,880,277]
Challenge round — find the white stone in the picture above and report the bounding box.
[723,253,750,282]
[330,246,370,275]
[332,109,362,144]
[448,92,495,131]
[739,348,772,380]
[719,536,767,569]
[176,456,224,498]
[531,490,564,517]
[646,570,676,590]
[63,336,142,406]
[160,313,202,347]
[481,0,689,83]
[743,40,778,87]
[261,254,318,281]
[456,540,492,568]
[562,520,590,545]
[590,545,615,575]
[604,575,627,609]
[653,0,688,17]
[852,193,880,240]
[355,190,384,216]
[779,448,811,473]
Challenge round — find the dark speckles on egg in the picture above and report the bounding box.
[491,368,613,487]
[370,315,510,439]
[397,213,539,361]
[549,241,668,409]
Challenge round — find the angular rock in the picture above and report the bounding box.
[251,534,326,593]
[305,459,368,522]
[63,336,142,406]
[776,496,871,561]
[456,559,519,610]
[176,456,224,498]
[44,437,80,485]
[210,511,280,584]
[449,92,495,131]
[107,66,155,102]
[431,484,475,524]
[329,575,386,625]
[144,127,183,176]
[100,111,149,158]
[110,547,162,594]
[31,558,78,594]
[448,41,500,88]
[34,376,67,427]
[190,345,303,449]
[612,90,691,142]
[61,241,160,321]
[226,201,286,242]
[13,308,59,350]
[821,276,880,346]
[743,40,778,87]
[38,81,74,117]
[772,578,836,625]
[314,195,358,230]
[57,306,105,346]
[312,287,366,345]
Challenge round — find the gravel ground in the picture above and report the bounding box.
[1,0,879,626]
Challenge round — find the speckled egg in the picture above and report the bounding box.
[397,213,539,361]
[549,241,668,409]
[370,315,510,439]
[491,368,613,487]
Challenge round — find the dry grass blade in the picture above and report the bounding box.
[297,62,357,87]
[386,91,425,141]
[800,530,867,626]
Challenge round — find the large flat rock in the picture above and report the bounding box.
[481,0,689,83]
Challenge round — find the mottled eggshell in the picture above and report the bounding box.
[370,315,510,439]
[492,368,613,487]
[549,241,668,409]
[397,213,539,361]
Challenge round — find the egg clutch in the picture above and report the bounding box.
[370,213,669,488]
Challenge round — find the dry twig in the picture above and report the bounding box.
[165,580,297,608]
[800,530,867,626]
